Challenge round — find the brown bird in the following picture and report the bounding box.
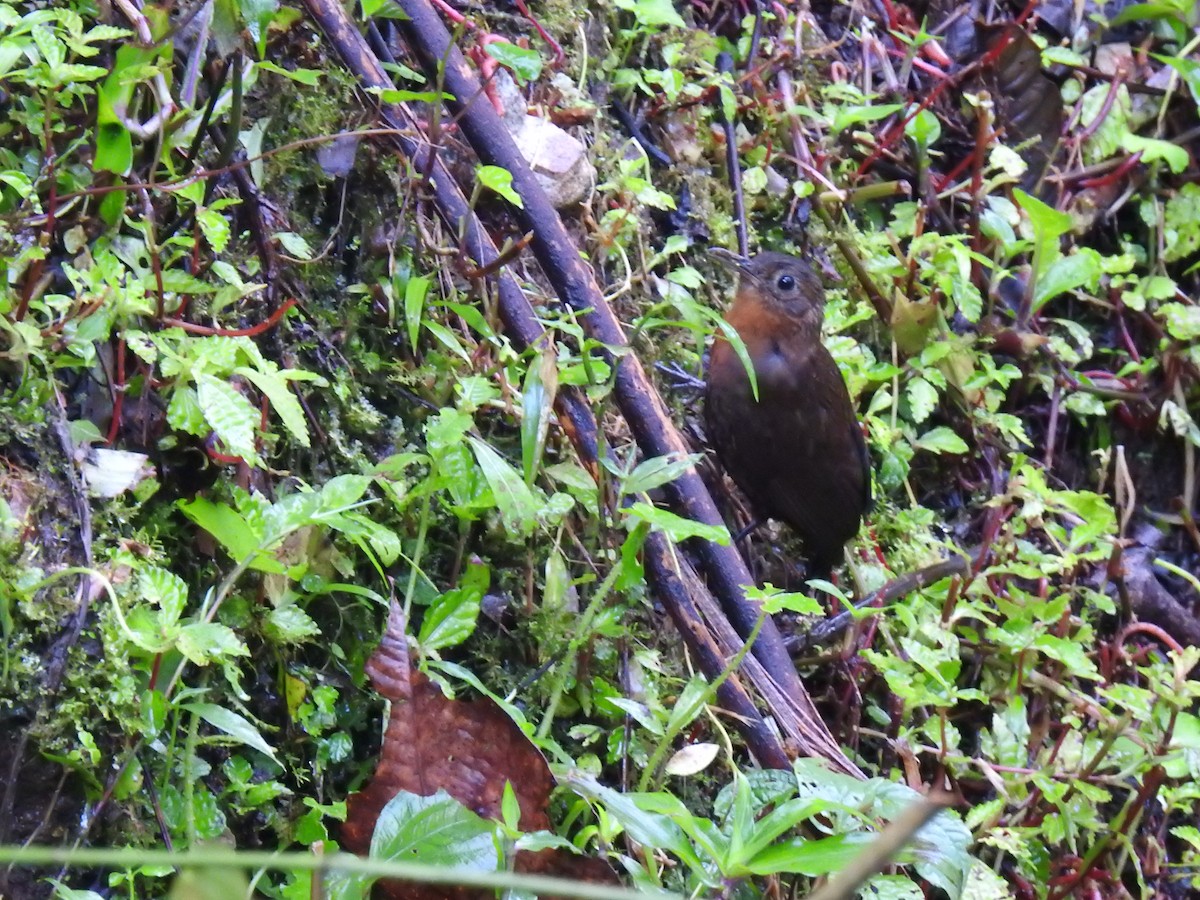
[705,249,870,579]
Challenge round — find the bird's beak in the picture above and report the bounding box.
[711,247,765,291]
[710,247,750,273]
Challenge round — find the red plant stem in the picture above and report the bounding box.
[1014,0,1041,25]
[885,46,951,79]
[427,0,470,27]
[16,126,58,323]
[1046,767,1166,900]
[1117,621,1185,655]
[858,27,1017,177]
[206,446,245,465]
[1077,150,1141,189]
[1114,292,1142,363]
[138,189,168,319]
[967,101,994,289]
[105,335,128,445]
[1044,383,1060,470]
[1076,77,1124,146]
[39,294,107,338]
[932,151,974,194]
[510,0,564,65]
[877,0,900,30]
[161,298,297,337]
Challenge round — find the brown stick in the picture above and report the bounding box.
[389,0,859,775]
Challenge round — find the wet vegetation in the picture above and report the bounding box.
[2,0,1200,896]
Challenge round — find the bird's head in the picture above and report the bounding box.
[711,248,825,331]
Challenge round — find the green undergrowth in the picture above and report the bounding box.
[1,0,1199,898]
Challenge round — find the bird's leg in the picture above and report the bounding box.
[655,360,705,392]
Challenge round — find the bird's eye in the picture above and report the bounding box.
[776,274,796,291]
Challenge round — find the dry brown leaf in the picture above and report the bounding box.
[342,602,616,899]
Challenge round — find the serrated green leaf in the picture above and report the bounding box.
[140,566,188,624]
[196,374,260,462]
[914,426,968,455]
[166,386,208,435]
[197,207,231,253]
[266,605,321,644]
[176,623,250,667]
[905,377,938,424]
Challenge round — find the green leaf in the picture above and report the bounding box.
[749,583,823,616]
[475,165,523,207]
[467,437,543,536]
[234,366,311,447]
[372,87,453,104]
[905,377,938,424]
[140,566,188,624]
[455,375,499,412]
[178,497,284,573]
[371,790,498,870]
[741,167,767,195]
[904,106,941,151]
[196,374,260,463]
[483,41,543,82]
[1158,302,1200,340]
[241,0,280,53]
[404,274,431,350]
[737,794,834,866]
[1032,249,1102,311]
[521,348,558,485]
[256,60,321,85]
[1013,188,1071,270]
[266,605,321,644]
[178,622,249,665]
[621,452,702,496]
[612,0,687,28]
[1153,51,1200,106]
[182,702,279,763]
[665,675,711,734]
[744,833,870,876]
[95,43,157,175]
[624,502,731,544]
[914,426,968,455]
[561,775,703,868]
[1122,133,1188,173]
[275,231,314,260]
[319,473,374,510]
[197,207,232,254]
[423,320,471,362]
[1164,183,1200,263]
[418,559,488,651]
[831,103,904,133]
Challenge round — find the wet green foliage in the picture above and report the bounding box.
[2,0,1200,897]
